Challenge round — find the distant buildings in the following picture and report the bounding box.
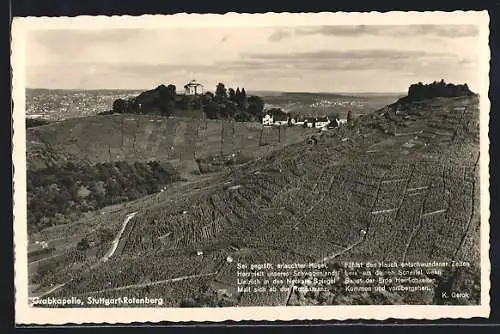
[336,118,348,126]
[184,79,204,96]
[262,108,289,126]
[262,114,273,126]
[263,110,341,129]
[315,117,330,128]
[291,116,306,126]
[273,113,289,126]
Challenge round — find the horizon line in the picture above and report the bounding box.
[25,87,406,95]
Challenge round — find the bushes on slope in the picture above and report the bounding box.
[27,161,183,232]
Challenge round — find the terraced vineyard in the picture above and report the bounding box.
[31,95,483,306]
[27,115,316,175]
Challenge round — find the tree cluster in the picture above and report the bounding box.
[113,84,178,116]
[27,161,182,233]
[110,82,265,123]
[202,83,265,122]
[267,107,288,119]
[403,80,475,102]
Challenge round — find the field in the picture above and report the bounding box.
[27,94,481,306]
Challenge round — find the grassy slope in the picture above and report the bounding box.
[30,96,481,306]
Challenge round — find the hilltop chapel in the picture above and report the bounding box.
[184,79,204,96]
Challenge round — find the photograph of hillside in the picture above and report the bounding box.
[23,21,485,308]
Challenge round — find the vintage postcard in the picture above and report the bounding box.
[12,11,490,324]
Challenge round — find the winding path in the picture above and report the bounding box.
[29,212,138,302]
[102,212,137,262]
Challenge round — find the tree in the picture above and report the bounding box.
[113,99,127,113]
[234,111,251,122]
[239,88,248,108]
[228,88,236,102]
[223,102,237,119]
[201,91,214,107]
[191,97,202,110]
[215,83,227,101]
[178,95,190,110]
[247,96,265,120]
[167,84,176,98]
[205,101,220,119]
[156,84,177,115]
[128,99,140,114]
[347,110,353,124]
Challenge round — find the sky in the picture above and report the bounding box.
[25,25,481,93]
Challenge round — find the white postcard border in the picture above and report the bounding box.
[12,10,491,324]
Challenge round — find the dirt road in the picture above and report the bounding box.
[102,212,137,262]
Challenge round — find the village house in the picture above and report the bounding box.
[273,113,289,126]
[262,111,339,129]
[336,118,348,126]
[288,115,332,128]
[262,108,289,126]
[262,114,274,126]
[314,116,330,129]
[296,116,314,128]
[291,116,306,126]
[184,79,204,96]
[302,116,318,128]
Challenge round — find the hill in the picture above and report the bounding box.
[109,83,266,122]
[26,114,317,172]
[29,86,481,306]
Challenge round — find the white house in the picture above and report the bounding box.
[336,118,348,126]
[264,113,333,128]
[262,114,273,126]
[262,112,288,126]
[315,117,330,129]
[184,79,203,95]
[293,117,306,126]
